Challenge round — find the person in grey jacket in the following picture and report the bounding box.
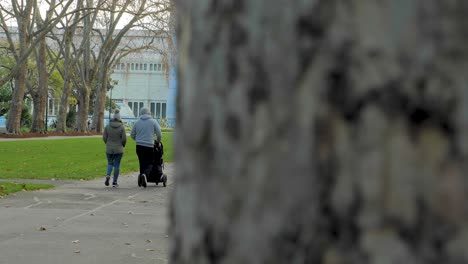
[103,110,127,187]
[130,107,162,187]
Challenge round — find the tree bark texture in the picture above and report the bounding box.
[6,1,33,134]
[76,84,91,132]
[30,37,49,133]
[171,1,468,263]
[56,79,72,133]
[92,74,107,133]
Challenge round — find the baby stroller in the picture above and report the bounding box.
[138,140,168,188]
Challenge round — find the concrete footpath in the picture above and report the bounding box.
[0,164,173,264]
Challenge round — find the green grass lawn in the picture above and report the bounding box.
[0,132,173,180]
[0,181,54,197]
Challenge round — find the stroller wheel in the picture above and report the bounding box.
[142,174,147,188]
[138,174,142,187]
[163,174,167,187]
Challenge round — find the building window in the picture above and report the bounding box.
[157,64,162,71]
[161,103,166,118]
[150,103,156,118]
[156,103,161,118]
[150,102,167,119]
[144,64,147,70]
[121,63,125,69]
[135,63,139,70]
[48,98,54,115]
[127,63,130,70]
[150,64,153,71]
[128,101,145,117]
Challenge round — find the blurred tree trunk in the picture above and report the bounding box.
[171,1,468,263]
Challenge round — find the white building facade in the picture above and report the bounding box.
[110,51,170,121]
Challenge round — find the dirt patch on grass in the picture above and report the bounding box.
[0,131,102,138]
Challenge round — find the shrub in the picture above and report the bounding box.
[20,105,32,128]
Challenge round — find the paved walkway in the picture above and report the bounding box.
[0,164,173,264]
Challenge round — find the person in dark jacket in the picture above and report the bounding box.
[103,110,127,187]
[130,107,162,187]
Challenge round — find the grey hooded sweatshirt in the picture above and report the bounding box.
[130,114,162,147]
[103,119,127,154]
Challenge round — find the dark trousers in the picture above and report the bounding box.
[136,145,154,176]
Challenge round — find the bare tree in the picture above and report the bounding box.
[50,0,85,132]
[71,0,103,132]
[0,0,35,134]
[90,0,171,132]
[29,0,57,133]
[171,1,468,263]
[0,0,75,134]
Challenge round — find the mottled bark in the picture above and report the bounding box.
[172,1,468,263]
[6,69,27,134]
[30,37,48,133]
[56,79,71,133]
[5,1,33,134]
[91,72,107,132]
[76,83,90,132]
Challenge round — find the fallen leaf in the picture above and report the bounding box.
[128,211,133,214]
[165,235,169,238]
[74,250,81,254]
[146,249,155,251]
[146,240,152,243]
[37,226,47,231]
[125,242,131,245]
[72,240,79,243]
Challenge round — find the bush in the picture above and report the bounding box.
[20,105,32,128]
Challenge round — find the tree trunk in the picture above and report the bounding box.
[171,1,468,263]
[91,68,108,133]
[4,0,34,134]
[30,91,46,133]
[30,37,48,133]
[56,79,71,133]
[6,65,28,134]
[76,84,91,133]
